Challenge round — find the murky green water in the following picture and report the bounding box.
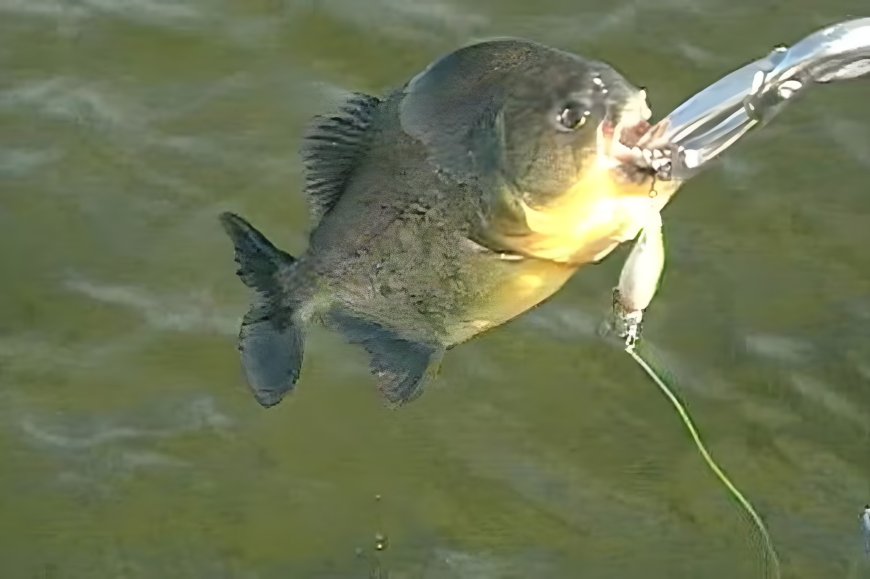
[2,1,869,577]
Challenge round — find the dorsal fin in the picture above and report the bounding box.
[301,92,381,225]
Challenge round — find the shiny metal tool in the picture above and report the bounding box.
[639,17,870,181]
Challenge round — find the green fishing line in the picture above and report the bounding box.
[625,345,781,579]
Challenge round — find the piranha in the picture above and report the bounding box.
[220,38,683,408]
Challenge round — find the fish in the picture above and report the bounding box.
[220,38,685,408]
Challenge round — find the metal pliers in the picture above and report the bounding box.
[643,17,870,181]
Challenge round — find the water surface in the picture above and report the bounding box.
[2,1,869,577]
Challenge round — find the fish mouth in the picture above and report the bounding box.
[596,96,672,180]
[602,119,651,160]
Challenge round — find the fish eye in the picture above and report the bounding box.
[555,101,591,131]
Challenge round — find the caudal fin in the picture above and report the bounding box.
[219,212,303,408]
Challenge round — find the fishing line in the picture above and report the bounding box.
[624,344,781,579]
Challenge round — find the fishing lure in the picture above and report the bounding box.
[611,214,782,578]
[611,210,664,349]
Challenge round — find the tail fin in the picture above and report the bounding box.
[219,212,303,408]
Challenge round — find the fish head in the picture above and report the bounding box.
[400,39,678,265]
[503,55,659,186]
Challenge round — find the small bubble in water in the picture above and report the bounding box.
[649,189,658,198]
[374,494,382,501]
[374,533,388,551]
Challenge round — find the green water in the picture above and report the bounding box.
[2,1,869,577]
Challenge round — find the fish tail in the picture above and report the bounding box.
[219,211,305,408]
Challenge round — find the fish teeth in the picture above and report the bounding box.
[641,148,653,164]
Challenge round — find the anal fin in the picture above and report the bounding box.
[327,309,444,406]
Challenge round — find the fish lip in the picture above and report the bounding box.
[602,118,652,149]
[598,118,657,172]
[595,85,670,176]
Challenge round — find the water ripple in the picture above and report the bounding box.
[0,0,204,28]
[0,77,147,129]
[63,274,238,336]
[299,0,489,43]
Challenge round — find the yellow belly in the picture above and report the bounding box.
[448,257,579,344]
[514,166,679,265]
[447,166,682,344]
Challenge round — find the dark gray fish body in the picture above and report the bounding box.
[221,39,679,408]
